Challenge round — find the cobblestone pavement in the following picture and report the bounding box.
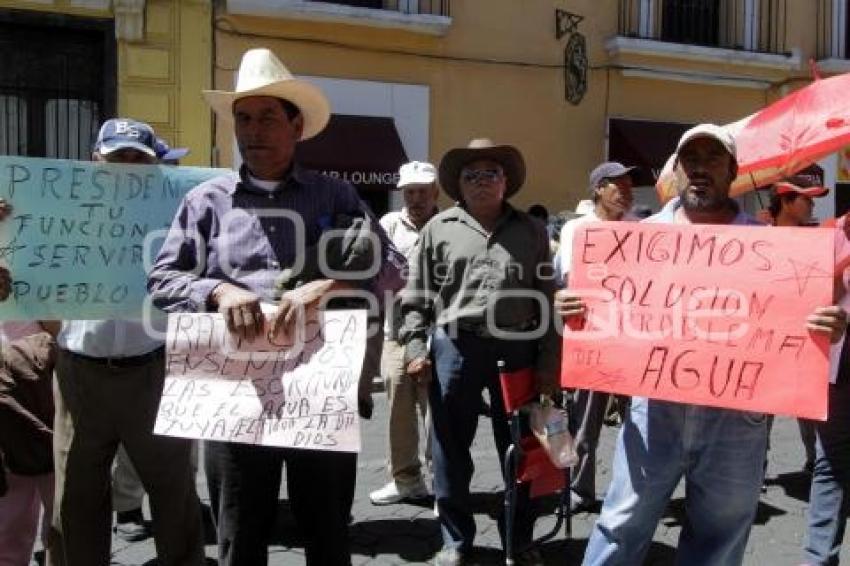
[35,393,849,565]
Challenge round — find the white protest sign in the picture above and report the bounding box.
[154,309,366,452]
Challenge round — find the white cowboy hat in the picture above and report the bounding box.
[202,48,331,140]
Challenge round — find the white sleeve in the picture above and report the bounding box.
[379,212,395,239]
[558,220,576,278]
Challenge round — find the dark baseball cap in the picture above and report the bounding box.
[154,137,190,161]
[589,162,636,193]
[94,118,157,157]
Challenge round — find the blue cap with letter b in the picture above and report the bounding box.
[94,118,157,157]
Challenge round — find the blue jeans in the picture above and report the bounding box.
[804,380,850,565]
[583,398,768,566]
[429,327,537,552]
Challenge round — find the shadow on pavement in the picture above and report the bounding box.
[643,541,678,565]
[351,517,441,562]
[765,471,812,503]
[468,491,506,519]
[142,559,217,566]
[659,497,785,529]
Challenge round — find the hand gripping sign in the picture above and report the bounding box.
[561,221,834,420]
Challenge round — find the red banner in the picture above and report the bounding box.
[561,221,834,420]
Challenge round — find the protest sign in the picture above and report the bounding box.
[561,221,834,420]
[154,309,366,452]
[0,156,229,320]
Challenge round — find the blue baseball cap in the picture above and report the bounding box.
[154,137,190,162]
[94,118,157,157]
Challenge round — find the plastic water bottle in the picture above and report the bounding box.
[540,406,578,469]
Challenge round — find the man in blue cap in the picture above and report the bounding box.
[50,118,204,566]
[154,137,190,165]
[556,160,636,513]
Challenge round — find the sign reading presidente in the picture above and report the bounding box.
[155,309,366,452]
[0,156,227,320]
[561,221,834,420]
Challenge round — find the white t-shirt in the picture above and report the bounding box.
[829,217,850,384]
[379,208,427,340]
[557,210,640,285]
[557,210,601,284]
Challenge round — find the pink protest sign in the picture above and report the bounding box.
[561,221,834,420]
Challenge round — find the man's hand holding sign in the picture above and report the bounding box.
[577,124,848,566]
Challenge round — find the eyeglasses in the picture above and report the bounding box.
[461,168,503,185]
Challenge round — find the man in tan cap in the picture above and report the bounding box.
[148,48,405,566]
[399,139,559,566]
[370,161,440,506]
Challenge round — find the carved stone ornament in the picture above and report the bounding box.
[565,32,588,105]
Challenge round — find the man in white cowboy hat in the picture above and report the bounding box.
[370,161,440,506]
[399,139,559,566]
[148,48,405,566]
[556,124,847,566]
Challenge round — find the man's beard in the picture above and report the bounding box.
[680,187,729,213]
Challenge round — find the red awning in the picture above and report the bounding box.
[608,118,691,187]
[296,114,408,193]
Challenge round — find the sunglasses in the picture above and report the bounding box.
[461,168,503,184]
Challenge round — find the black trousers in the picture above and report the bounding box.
[205,441,357,566]
[429,327,538,552]
[52,349,204,566]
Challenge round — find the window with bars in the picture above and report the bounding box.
[815,0,850,58]
[619,0,787,55]
[311,0,383,7]
[661,0,721,46]
[0,9,116,159]
[306,0,450,16]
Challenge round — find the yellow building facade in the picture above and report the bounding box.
[0,0,212,166]
[4,1,848,217]
[212,0,849,217]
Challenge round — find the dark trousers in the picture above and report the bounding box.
[569,389,609,503]
[52,349,203,566]
[429,327,537,552]
[205,441,357,566]
[804,379,850,565]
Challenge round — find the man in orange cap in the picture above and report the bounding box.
[765,175,830,477]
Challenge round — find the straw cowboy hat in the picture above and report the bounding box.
[438,138,526,200]
[202,48,331,140]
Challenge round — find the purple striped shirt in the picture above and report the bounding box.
[147,165,405,312]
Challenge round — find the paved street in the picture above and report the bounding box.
[39,392,848,565]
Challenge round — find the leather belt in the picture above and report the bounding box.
[455,319,538,338]
[64,346,165,369]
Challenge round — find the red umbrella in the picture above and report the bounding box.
[657,72,850,201]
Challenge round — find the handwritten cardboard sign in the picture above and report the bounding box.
[0,156,229,320]
[561,221,834,420]
[154,309,366,452]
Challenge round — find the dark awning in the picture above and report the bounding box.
[296,114,408,193]
[608,118,692,187]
